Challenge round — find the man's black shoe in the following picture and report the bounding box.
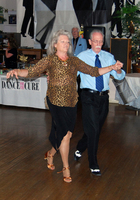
[74,150,82,161]
[90,168,101,176]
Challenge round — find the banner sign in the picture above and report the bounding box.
[1,77,40,92]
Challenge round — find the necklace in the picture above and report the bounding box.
[62,61,67,66]
[57,56,68,66]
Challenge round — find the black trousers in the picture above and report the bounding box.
[76,89,109,169]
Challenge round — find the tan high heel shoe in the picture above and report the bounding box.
[44,151,55,170]
[57,167,72,183]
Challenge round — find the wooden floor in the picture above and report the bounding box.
[0,102,140,200]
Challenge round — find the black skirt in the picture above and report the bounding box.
[47,96,77,150]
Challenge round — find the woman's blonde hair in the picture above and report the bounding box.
[47,29,73,56]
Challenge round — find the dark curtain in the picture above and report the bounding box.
[92,0,113,24]
[73,0,113,26]
[73,0,93,26]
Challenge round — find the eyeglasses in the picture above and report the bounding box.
[91,40,103,44]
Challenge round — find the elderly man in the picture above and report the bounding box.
[71,27,87,56]
[74,29,125,176]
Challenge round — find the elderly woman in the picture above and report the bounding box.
[7,29,122,183]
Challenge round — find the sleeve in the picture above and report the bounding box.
[111,69,126,80]
[109,54,126,80]
[75,57,100,77]
[27,57,49,78]
[8,49,14,55]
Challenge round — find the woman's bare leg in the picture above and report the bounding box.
[59,131,72,182]
[49,147,57,157]
[47,147,56,165]
[44,147,56,170]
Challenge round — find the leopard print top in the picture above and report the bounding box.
[27,54,100,107]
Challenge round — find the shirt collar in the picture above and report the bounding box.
[90,49,102,57]
[73,37,79,42]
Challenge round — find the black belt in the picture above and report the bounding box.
[82,88,109,96]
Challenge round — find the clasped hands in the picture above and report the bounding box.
[112,60,123,73]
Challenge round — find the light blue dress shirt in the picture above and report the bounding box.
[77,49,126,91]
